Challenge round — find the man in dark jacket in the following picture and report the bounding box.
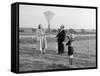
[56,25,66,55]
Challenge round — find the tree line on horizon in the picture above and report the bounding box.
[19,28,96,34]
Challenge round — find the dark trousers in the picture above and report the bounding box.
[58,42,64,54]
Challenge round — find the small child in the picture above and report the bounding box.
[66,34,74,67]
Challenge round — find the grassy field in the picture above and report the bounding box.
[19,35,96,72]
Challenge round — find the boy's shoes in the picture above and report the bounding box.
[43,52,45,55]
[42,51,45,55]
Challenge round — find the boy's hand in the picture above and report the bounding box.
[63,42,66,45]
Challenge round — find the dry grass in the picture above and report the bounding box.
[19,35,96,72]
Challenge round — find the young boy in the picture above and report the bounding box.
[66,34,74,67]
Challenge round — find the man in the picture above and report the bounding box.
[56,25,66,55]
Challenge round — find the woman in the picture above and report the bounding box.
[36,24,47,54]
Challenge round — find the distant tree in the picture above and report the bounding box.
[92,29,96,32]
[68,28,77,34]
[19,29,24,32]
[80,29,86,34]
[32,28,36,33]
[65,29,68,34]
[52,29,57,33]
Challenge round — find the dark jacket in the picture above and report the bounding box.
[56,30,65,42]
[68,45,74,56]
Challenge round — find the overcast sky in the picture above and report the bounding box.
[19,5,96,29]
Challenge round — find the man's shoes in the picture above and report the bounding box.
[43,52,45,55]
[58,53,63,55]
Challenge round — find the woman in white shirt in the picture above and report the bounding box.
[36,24,47,54]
